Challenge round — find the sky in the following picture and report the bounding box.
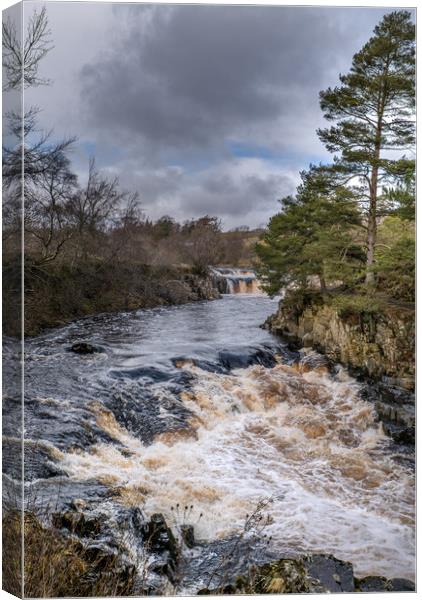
[18,2,409,229]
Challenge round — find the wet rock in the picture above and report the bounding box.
[3,438,65,482]
[141,513,179,581]
[390,578,415,591]
[304,554,355,592]
[297,350,332,373]
[355,576,415,592]
[249,558,314,594]
[218,346,276,370]
[52,510,102,537]
[181,524,195,548]
[355,575,390,591]
[193,553,356,595]
[384,424,415,445]
[69,342,99,354]
[359,380,415,445]
[104,386,193,445]
[71,498,88,511]
[75,540,136,594]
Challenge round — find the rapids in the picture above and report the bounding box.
[3,291,415,583]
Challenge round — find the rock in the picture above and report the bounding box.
[237,558,312,594]
[141,513,179,581]
[390,578,415,591]
[304,554,355,593]
[71,498,88,511]
[218,347,276,370]
[388,425,415,445]
[355,575,390,592]
[52,510,102,537]
[199,554,355,595]
[268,298,414,390]
[302,333,313,348]
[181,524,195,548]
[69,342,99,354]
[355,576,415,592]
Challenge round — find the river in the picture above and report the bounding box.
[2,279,415,587]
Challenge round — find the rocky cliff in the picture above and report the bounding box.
[267,297,415,390]
[266,296,415,443]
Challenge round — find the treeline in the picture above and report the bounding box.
[2,8,256,336]
[257,11,415,309]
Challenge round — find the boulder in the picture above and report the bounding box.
[69,342,99,355]
[355,575,415,592]
[141,513,179,581]
[304,554,355,592]
[197,554,355,595]
[389,578,415,591]
[52,510,102,537]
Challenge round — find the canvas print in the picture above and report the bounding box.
[2,1,416,597]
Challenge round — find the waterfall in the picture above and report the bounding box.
[211,267,261,294]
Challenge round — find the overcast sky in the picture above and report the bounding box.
[20,2,408,229]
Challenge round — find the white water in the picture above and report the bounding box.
[14,291,414,583]
[58,349,415,580]
[212,267,262,294]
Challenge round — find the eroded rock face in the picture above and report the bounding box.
[267,301,415,391]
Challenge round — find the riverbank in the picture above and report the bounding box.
[266,292,415,389]
[265,292,415,444]
[3,504,414,597]
[3,260,221,337]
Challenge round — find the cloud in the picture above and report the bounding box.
[105,156,298,229]
[22,2,399,228]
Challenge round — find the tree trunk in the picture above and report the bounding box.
[319,275,327,293]
[365,122,382,286]
[365,184,377,286]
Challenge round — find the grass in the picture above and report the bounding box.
[2,497,278,598]
[2,509,135,598]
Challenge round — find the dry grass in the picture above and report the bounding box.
[2,510,135,598]
[2,510,22,597]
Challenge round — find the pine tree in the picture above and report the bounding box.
[256,167,363,295]
[318,11,415,285]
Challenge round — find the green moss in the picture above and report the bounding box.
[331,294,383,320]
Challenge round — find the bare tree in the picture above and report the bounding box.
[116,191,143,232]
[183,216,225,274]
[2,107,76,189]
[67,158,124,235]
[24,152,77,264]
[2,6,53,91]
[2,5,76,266]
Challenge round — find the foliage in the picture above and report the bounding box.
[258,11,415,305]
[317,10,415,284]
[256,167,364,295]
[374,216,415,301]
[331,293,382,320]
[382,160,415,221]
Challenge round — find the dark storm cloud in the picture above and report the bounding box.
[184,169,293,217]
[24,2,397,227]
[78,5,360,155]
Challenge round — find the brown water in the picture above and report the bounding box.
[4,291,413,582]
